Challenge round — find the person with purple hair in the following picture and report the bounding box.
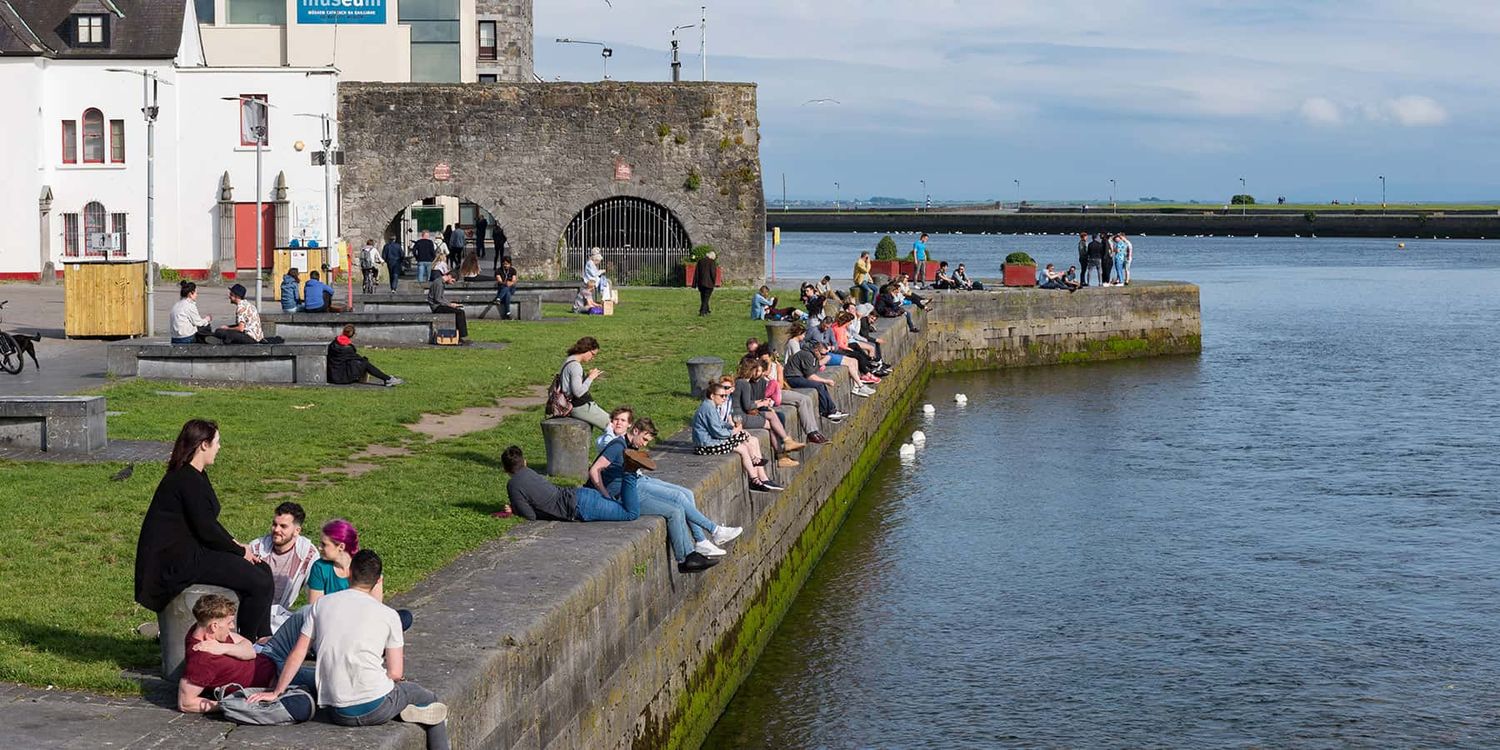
[307,519,411,630]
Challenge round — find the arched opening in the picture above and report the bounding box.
[383,196,503,279]
[561,196,691,285]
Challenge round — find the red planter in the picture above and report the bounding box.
[1002,263,1037,287]
[869,260,939,281]
[683,263,722,287]
[869,259,901,279]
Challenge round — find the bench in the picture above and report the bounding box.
[157,584,238,681]
[361,292,542,321]
[0,396,108,453]
[261,312,449,346]
[107,341,328,384]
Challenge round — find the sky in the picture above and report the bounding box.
[534,1,1500,203]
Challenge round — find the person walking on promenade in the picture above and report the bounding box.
[135,419,276,640]
[382,236,404,292]
[695,250,719,315]
[853,251,877,303]
[560,336,610,430]
[412,231,436,284]
[912,233,931,287]
[1115,233,1133,285]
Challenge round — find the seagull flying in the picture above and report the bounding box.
[802,98,841,106]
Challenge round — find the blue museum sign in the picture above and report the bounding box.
[298,0,386,24]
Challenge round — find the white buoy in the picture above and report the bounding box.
[922,404,936,414]
[911,430,926,443]
[899,443,917,457]
[954,393,968,403]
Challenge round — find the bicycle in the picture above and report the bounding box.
[0,301,40,375]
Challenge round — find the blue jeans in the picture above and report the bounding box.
[787,376,836,415]
[170,335,195,344]
[330,680,449,750]
[388,267,400,291]
[857,281,878,303]
[494,285,515,318]
[637,496,693,561]
[259,606,318,691]
[1114,253,1126,282]
[574,472,640,521]
[417,261,432,283]
[617,475,714,543]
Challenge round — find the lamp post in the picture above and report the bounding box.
[295,111,340,298]
[107,68,171,336]
[1239,176,1247,216]
[555,38,613,79]
[700,6,707,81]
[1379,175,1386,213]
[223,95,273,312]
[1109,178,1116,213]
[834,181,840,212]
[1013,178,1021,209]
[670,24,694,82]
[920,179,927,212]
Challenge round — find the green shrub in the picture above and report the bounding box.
[683,169,701,191]
[674,133,687,145]
[718,136,732,151]
[1004,251,1036,266]
[1304,211,1317,222]
[1230,194,1256,205]
[159,267,182,283]
[682,244,715,265]
[875,235,899,260]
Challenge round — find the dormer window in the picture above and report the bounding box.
[75,14,106,45]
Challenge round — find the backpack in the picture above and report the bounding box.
[545,371,573,418]
[215,684,315,726]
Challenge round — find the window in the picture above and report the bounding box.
[75,15,105,45]
[478,21,497,61]
[63,213,80,256]
[61,120,77,163]
[111,213,128,254]
[226,0,285,24]
[238,94,268,146]
[83,201,108,257]
[400,0,460,82]
[478,74,498,83]
[109,119,125,163]
[82,109,105,163]
[194,0,215,24]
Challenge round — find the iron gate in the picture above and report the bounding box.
[562,197,692,286]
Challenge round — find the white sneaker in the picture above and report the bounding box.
[399,702,449,726]
[694,539,728,557]
[712,525,743,546]
[827,411,849,421]
[853,386,874,397]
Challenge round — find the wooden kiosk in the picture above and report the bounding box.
[63,261,148,338]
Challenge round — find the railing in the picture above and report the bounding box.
[564,246,689,286]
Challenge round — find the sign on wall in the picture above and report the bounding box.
[297,0,386,25]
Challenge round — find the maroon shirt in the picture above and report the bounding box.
[181,631,277,692]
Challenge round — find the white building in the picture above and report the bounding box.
[0,0,339,280]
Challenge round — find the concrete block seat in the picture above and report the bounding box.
[361,292,542,321]
[261,312,450,346]
[0,395,107,452]
[446,280,579,304]
[107,340,327,384]
[157,585,238,681]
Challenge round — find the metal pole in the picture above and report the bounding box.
[145,74,156,336]
[700,6,707,81]
[782,172,787,212]
[1013,178,1020,208]
[255,116,264,312]
[835,181,840,212]
[1380,175,1386,212]
[1240,177,1247,216]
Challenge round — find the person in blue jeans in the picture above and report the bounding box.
[411,231,436,284]
[502,445,640,523]
[594,409,743,567]
[912,232,929,287]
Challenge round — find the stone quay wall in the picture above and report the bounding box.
[338,82,767,282]
[0,284,1200,750]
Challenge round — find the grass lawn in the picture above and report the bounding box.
[0,287,779,693]
[1111,202,1500,213]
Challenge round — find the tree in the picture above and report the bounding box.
[1230,194,1256,205]
[874,235,898,260]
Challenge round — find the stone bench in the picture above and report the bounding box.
[361,293,542,321]
[157,584,239,681]
[0,396,107,453]
[261,312,449,346]
[107,341,328,384]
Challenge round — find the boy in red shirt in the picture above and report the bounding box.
[177,594,314,714]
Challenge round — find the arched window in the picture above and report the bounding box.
[82,108,105,163]
[83,201,107,256]
[561,197,691,285]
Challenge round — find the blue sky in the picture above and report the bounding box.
[535,1,1500,203]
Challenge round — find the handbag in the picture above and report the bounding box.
[545,371,573,418]
[216,684,315,726]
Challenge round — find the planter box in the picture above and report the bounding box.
[682,263,723,288]
[1003,263,1038,287]
[869,259,901,279]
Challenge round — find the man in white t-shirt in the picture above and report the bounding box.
[246,501,318,633]
[253,549,450,750]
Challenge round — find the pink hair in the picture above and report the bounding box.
[321,518,359,555]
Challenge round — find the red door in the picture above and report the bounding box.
[234,203,275,269]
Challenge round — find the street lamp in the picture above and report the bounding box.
[1013,179,1021,209]
[555,38,613,79]
[920,179,927,212]
[295,111,340,298]
[669,24,695,82]
[834,181,840,212]
[1239,176,1247,216]
[1109,178,1116,213]
[106,68,172,336]
[223,95,274,313]
[1379,175,1386,212]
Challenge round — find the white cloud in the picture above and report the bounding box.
[1299,97,1342,126]
[1383,95,1448,126]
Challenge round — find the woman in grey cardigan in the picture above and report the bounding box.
[560,337,610,430]
[733,358,803,468]
[692,376,782,492]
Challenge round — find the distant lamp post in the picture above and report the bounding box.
[1379,175,1387,213]
[1239,176,1247,216]
[556,38,613,79]
[834,181,840,212]
[1013,178,1021,209]
[1109,178,1117,213]
[294,112,338,269]
[920,179,927,212]
[107,68,172,336]
[669,24,695,82]
[223,95,274,312]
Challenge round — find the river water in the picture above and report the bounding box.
[706,233,1500,748]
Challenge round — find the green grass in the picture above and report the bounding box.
[0,287,776,693]
[1111,202,1500,213]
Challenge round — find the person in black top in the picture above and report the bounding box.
[494,256,518,320]
[382,237,404,292]
[1084,233,1103,287]
[412,231,437,283]
[1076,232,1091,287]
[475,216,489,259]
[328,324,402,386]
[695,251,719,316]
[427,270,471,343]
[135,420,275,639]
[491,225,505,273]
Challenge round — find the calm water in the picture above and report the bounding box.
[708,234,1500,748]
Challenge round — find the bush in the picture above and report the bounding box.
[875,235,899,260]
[1230,194,1256,205]
[159,267,182,283]
[656,123,672,138]
[683,169,701,191]
[1303,211,1317,222]
[682,244,715,265]
[1004,251,1036,266]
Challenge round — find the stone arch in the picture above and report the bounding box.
[357,183,517,252]
[554,184,700,285]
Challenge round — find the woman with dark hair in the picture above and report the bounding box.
[560,336,609,430]
[135,420,275,639]
[327,324,402,387]
[169,281,211,344]
[733,357,802,467]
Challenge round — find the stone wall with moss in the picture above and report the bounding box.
[338,82,766,282]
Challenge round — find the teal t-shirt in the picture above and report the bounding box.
[306,559,350,595]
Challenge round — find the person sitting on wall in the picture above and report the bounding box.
[784,336,849,423]
[214,284,267,344]
[953,263,984,290]
[1062,265,1082,291]
[584,248,613,303]
[875,283,918,333]
[427,269,471,344]
[751,286,797,321]
[458,242,482,281]
[894,274,931,311]
[596,406,742,557]
[815,275,835,298]
[753,344,828,444]
[280,269,302,313]
[1037,263,1074,291]
[572,280,604,315]
[808,316,876,397]
[502,444,642,523]
[175,593,317,715]
[246,501,319,633]
[800,283,828,320]
[327,324,403,387]
[170,280,213,344]
[302,270,338,313]
[493,255,518,320]
[588,416,723,572]
[734,357,804,468]
[693,376,784,493]
[932,261,957,290]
